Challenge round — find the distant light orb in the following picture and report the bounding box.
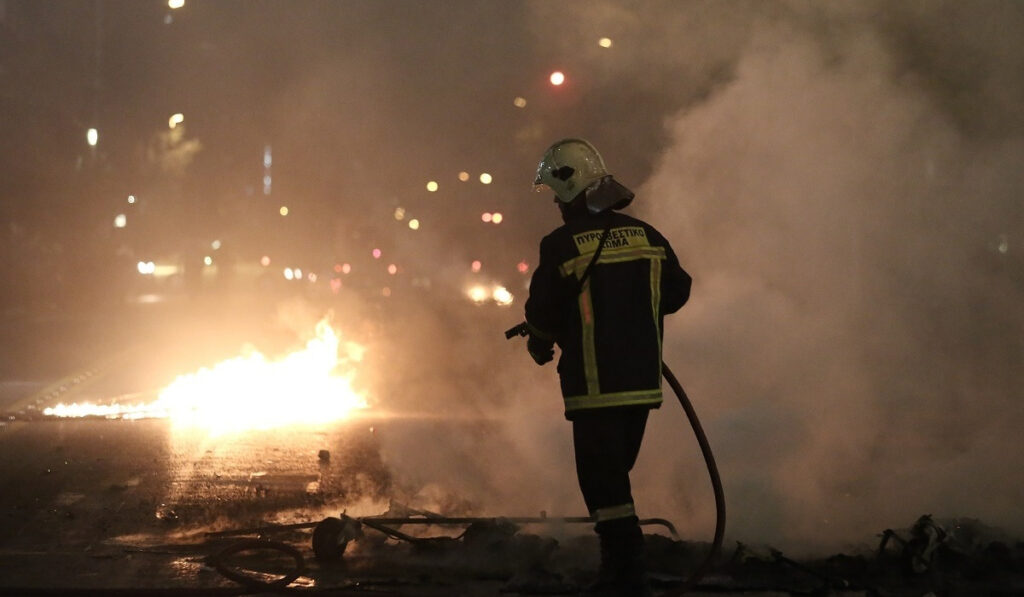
[372,248,382,259]
[308,272,317,282]
[491,212,503,224]
[284,268,294,280]
[260,255,271,267]
[471,260,482,273]
[517,260,529,274]
[492,286,514,306]
[387,264,398,275]
[279,206,289,216]
[549,71,565,86]
[513,96,527,108]
[86,128,98,147]
[468,285,488,304]
[113,214,127,229]
[294,268,302,279]
[168,113,184,129]
[211,239,221,250]
[458,171,470,182]
[167,0,185,8]
[481,212,492,223]
[479,173,493,184]
[127,195,136,204]
[408,219,420,230]
[394,207,406,220]
[598,37,613,48]
[382,287,392,298]
[203,256,213,266]
[426,181,439,192]
[341,263,351,274]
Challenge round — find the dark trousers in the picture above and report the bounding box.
[572,407,649,534]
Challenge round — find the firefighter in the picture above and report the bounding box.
[524,139,692,596]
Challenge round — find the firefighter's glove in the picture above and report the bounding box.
[527,334,555,365]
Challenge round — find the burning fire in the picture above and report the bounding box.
[43,317,369,434]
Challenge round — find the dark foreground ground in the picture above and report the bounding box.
[1,294,1023,596]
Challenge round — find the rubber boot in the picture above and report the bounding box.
[582,525,652,597]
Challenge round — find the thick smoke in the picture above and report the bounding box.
[633,4,1024,553]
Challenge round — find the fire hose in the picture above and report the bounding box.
[506,322,726,594]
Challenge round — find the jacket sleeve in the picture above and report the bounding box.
[661,242,692,315]
[524,234,570,341]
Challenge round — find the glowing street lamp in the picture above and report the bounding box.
[549,71,565,86]
[168,0,185,8]
[86,128,98,147]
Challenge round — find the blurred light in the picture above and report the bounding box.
[382,287,392,298]
[279,206,289,216]
[127,195,136,204]
[549,71,565,86]
[263,175,272,186]
[333,263,343,273]
[263,146,272,167]
[168,113,184,129]
[394,207,406,220]
[86,128,98,146]
[211,239,221,250]
[330,278,342,293]
[481,212,492,223]
[372,248,382,259]
[471,260,482,273]
[493,286,514,306]
[113,214,127,229]
[260,256,271,267]
[341,263,351,274]
[308,272,317,282]
[491,212,503,224]
[387,264,398,275]
[598,37,613,48]
[513,96,527,108]
[998,235,1009,254]
[203,256,213,266]
[137,261,156,275]
[458,171,470,182]
[167,0,185,8]
[426,181,439,192]
[479,173,493,184]
[284,268,294,280]
[295,268,303,279]
[468,285,488,304]
[517,260,529,274]
[408,219,420,230]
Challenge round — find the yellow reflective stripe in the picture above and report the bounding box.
[594,503,636,522]
[559,246,667,278]
[564,389,663,412]
[650,257,662,358]
[579,279,600,395]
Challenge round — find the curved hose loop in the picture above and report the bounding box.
[661,362,726,595]
[211,538,305,590]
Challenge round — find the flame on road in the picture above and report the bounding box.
[43,318,369,434]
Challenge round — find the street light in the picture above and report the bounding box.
[168,0,185,9]
[86,128,98,147]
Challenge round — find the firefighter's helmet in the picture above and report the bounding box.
[534,138,609,204]
[534,138,634,213]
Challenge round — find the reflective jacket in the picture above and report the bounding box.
[525,211,692,419]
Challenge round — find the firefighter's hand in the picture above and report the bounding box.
[527,335,554,365]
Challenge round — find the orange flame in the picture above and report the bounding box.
[44,318,368,434]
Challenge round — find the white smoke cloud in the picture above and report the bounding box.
[634,11,1023,553]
